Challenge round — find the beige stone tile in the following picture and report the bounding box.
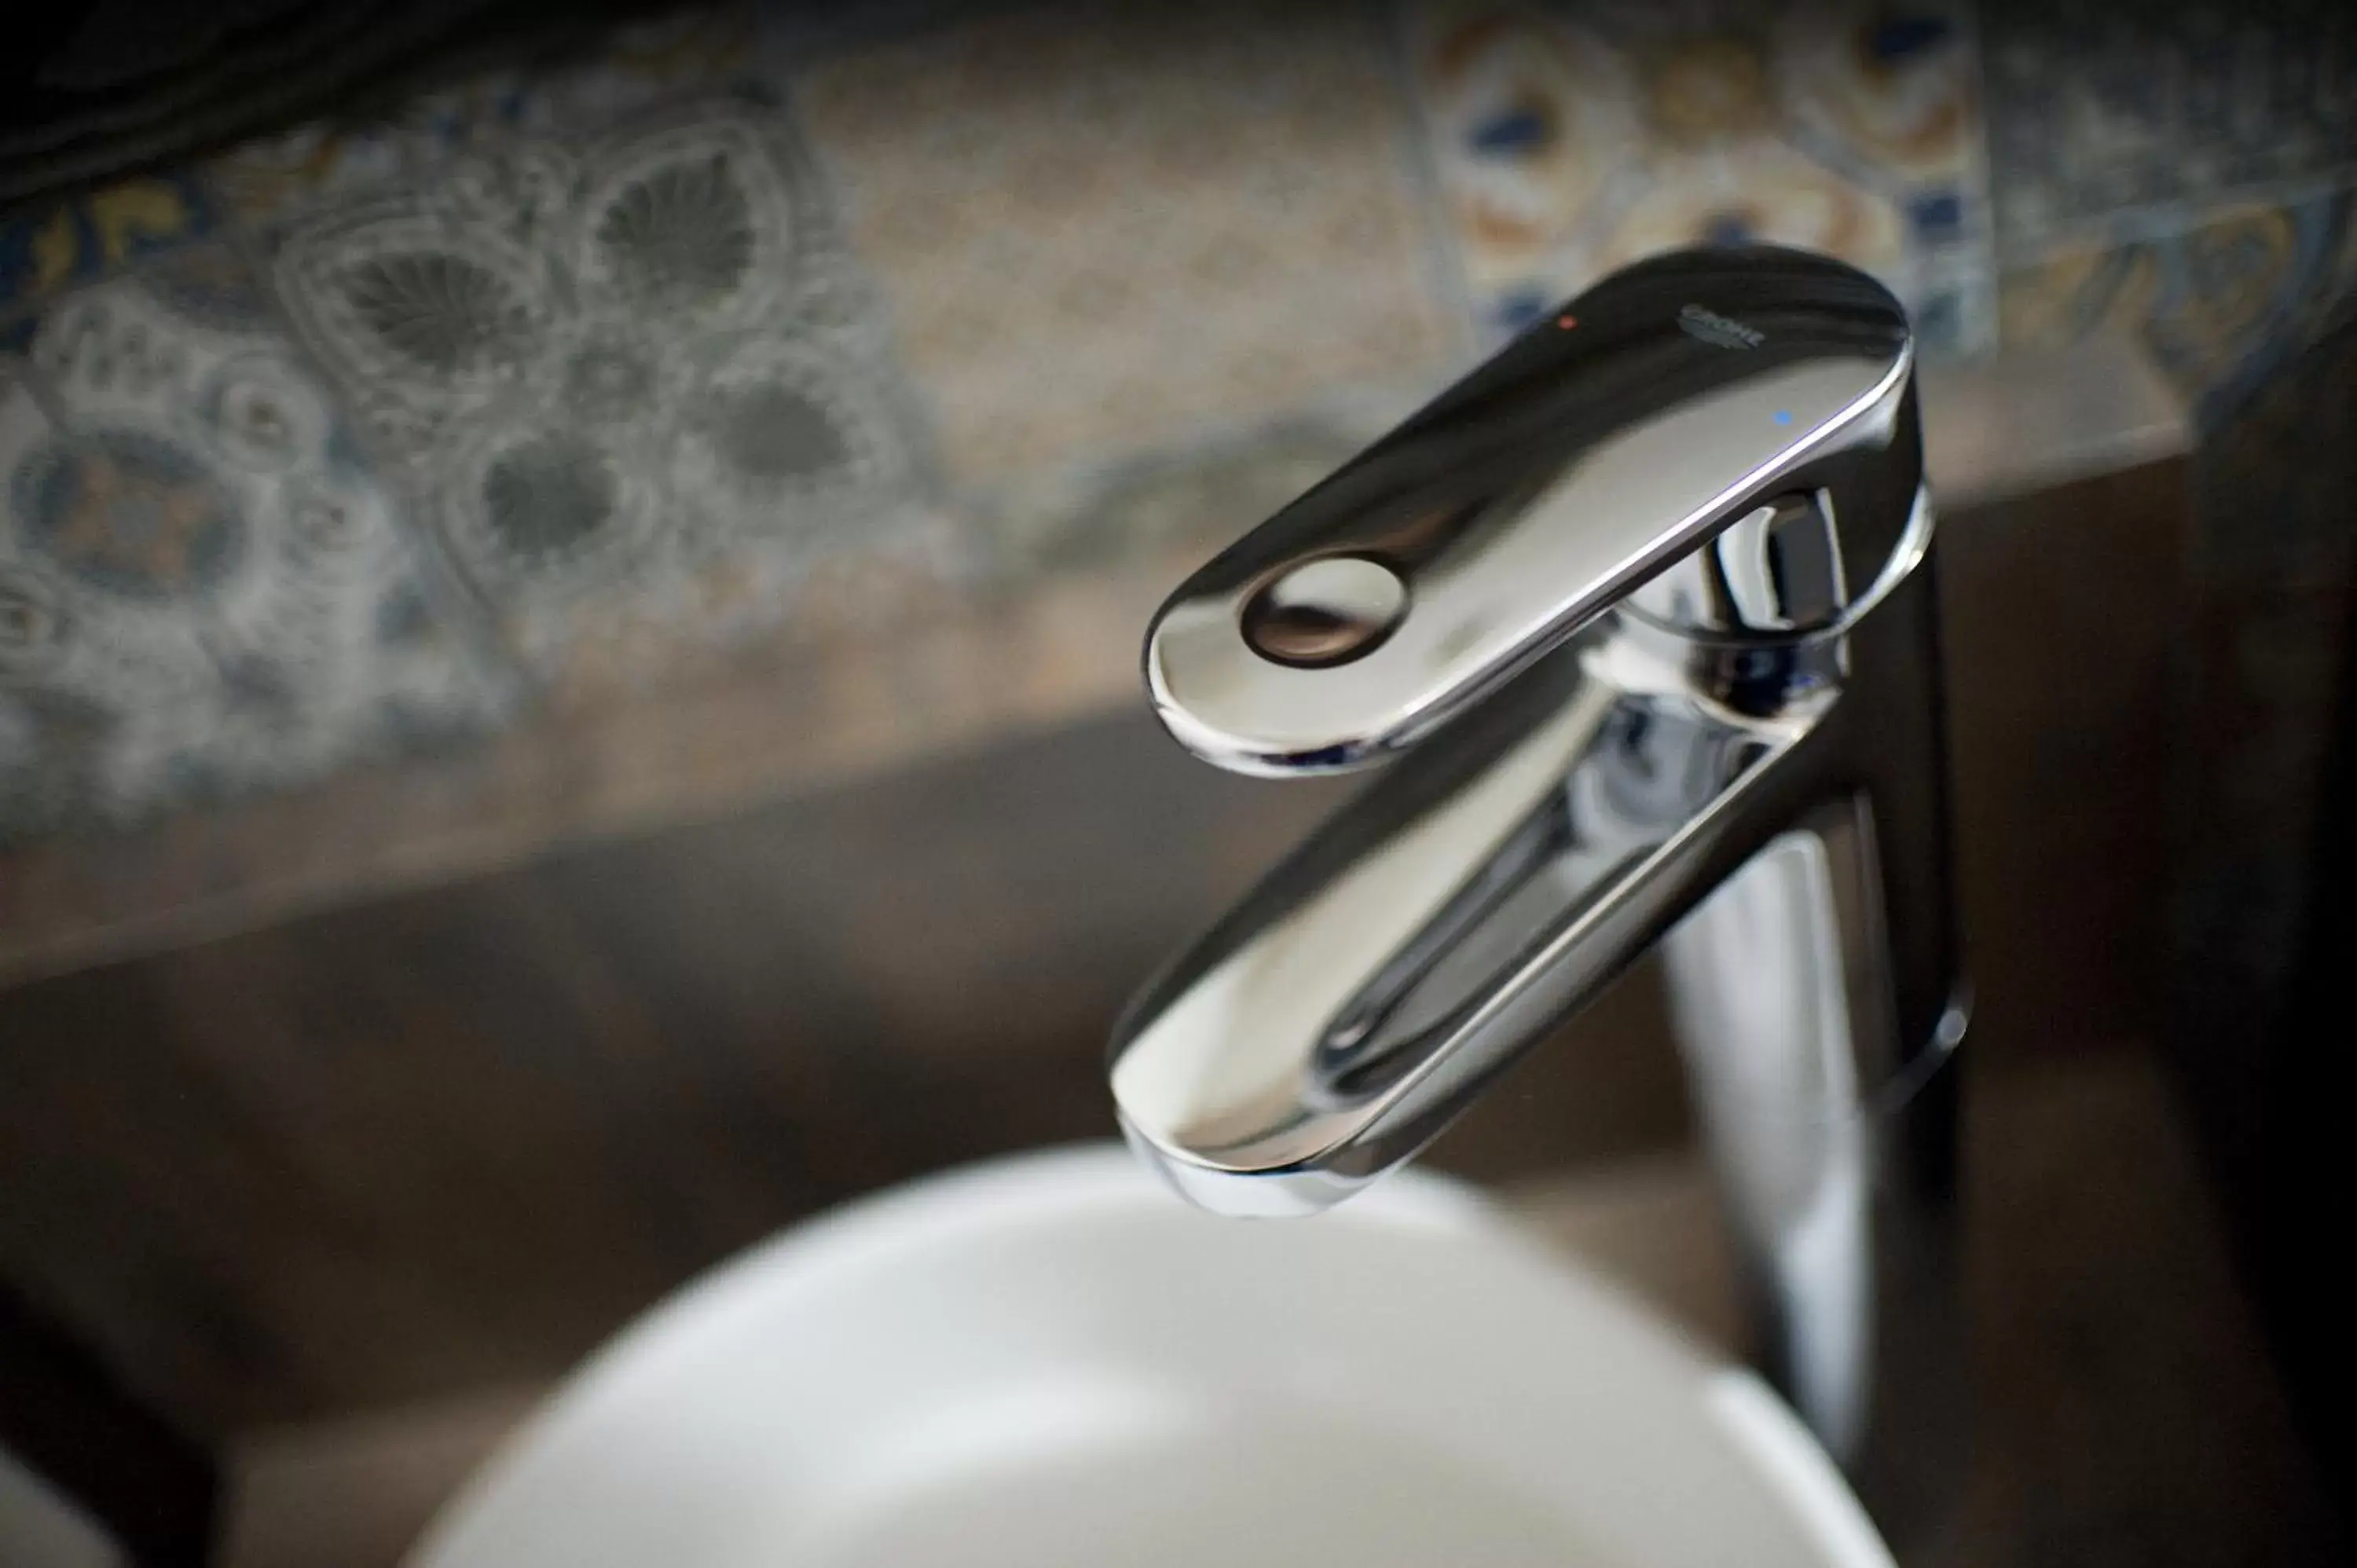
[794,2,1458,496]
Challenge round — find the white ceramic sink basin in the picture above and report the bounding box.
[408,1147,1890,1568]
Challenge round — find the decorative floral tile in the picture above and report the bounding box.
[1982,1,2357,259]
[266,97,946,697]
[1999,189,2357,426]
[1401,0,1996,354]
[204,3,765,225]
[0,247,508,843]
[0,171,217,313]
[790,0,1460,551]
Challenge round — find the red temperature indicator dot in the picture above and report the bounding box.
[1556,313,1578,328]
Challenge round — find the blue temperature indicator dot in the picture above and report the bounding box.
[1772,409,1793,425]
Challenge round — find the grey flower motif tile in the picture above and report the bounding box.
[0,247,509,843]
[267,100,944,694]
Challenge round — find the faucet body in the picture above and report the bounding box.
[1109,247,1965,1537]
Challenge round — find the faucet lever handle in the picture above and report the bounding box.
[1142,246,1915,778]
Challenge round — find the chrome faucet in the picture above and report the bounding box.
[1109,247,1967,1541]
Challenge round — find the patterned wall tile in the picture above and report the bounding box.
[2000,190,2357,424]
[19,0,2357,855]
[1402,0,1996,354]
[1,246,508,843]
[790,1,1461,561]
[1983,0,2357,259]
[0,171,218,314]
[1980,2,2357,422]
[205,4,766,226]
[265,97,948,701]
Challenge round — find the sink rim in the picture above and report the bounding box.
[407,1144,1892,1568]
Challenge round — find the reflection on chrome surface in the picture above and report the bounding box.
[1111,247,1967,1543]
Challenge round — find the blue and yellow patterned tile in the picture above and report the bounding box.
[1982,1,2357,258]
[790,1,1461,562]
[1985,0,2357,425]
[261,95,951,702]
[1999,189,2357,427]
[1401,0,1995,353]
[1,244,512,844]
[204,2,767,227]
[0,171,217,316]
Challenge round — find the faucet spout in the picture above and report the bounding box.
[1113,617,1821,1211]
[1109,247,1967,1542]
